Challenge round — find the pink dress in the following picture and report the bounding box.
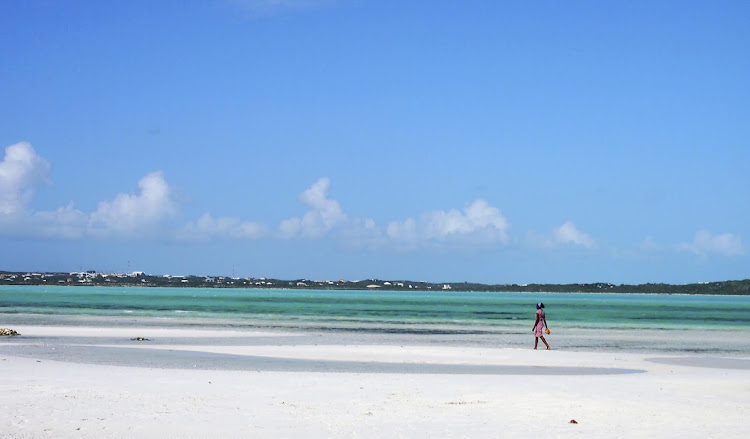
[534,309,545,337]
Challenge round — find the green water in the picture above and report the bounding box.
[1,285,748,332]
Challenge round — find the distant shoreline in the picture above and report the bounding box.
[2,271,749,295]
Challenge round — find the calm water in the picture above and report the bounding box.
[1,285,748,332]
[3,285,750,354]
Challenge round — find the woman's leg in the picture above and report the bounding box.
[534,337,539,349]
[540,336,550,350]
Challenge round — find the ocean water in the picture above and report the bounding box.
[2,285,749,354]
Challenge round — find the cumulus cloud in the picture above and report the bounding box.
[0,142,268,243]
[278,217,302,239]
[276,180,511,250]
[279,177,347,239]
[386,200,510,248]
[299,177,347,228]
[30,203,88,239]
[524,221,596,250]
[0,143,266,243]
[386,218,418,242]
[88,171,178,236]
[3,146,692,260]
[553,221,596,249]
[0,142,182,239]
[423,200,509,240]
[176,213,267,242]
[0,142,50,218]
[680,230,743,256]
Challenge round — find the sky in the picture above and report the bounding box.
[1,0,748,284]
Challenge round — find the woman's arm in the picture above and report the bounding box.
[533,314,540,331]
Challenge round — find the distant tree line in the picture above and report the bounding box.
[1,271,749,295]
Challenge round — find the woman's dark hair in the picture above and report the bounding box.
[537,302,544,309]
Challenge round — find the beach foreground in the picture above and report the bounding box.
[1,325,749,438]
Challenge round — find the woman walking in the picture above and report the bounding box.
[533,302,550,350]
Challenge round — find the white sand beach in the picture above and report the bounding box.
[1,325,749,438]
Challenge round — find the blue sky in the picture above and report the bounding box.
[1,0,748,284]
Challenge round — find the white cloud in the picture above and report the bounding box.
[176,213,267,242]
[386,200,510,248]
[279,177,347,239]
[30,203,88,239]
[681,230,743,256]
[0,142,50,218]
[299,177,347,228]
[523,221,596,250]
[386,217,417,242]
[553,221,596,249]
[426,200,509,241]
[277,180,510,251]
[88,171,177,236]
[278,217,302,239]
[334,217,385,250]
[0,145,180,240]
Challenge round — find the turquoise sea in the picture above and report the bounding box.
[2,285,749,354]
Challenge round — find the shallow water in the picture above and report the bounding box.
[1,285,749,355]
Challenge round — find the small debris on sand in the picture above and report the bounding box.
[570,419,578,424]
[130,337,150,341]
[0,328,20,336]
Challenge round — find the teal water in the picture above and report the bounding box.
[1,285,748,332]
